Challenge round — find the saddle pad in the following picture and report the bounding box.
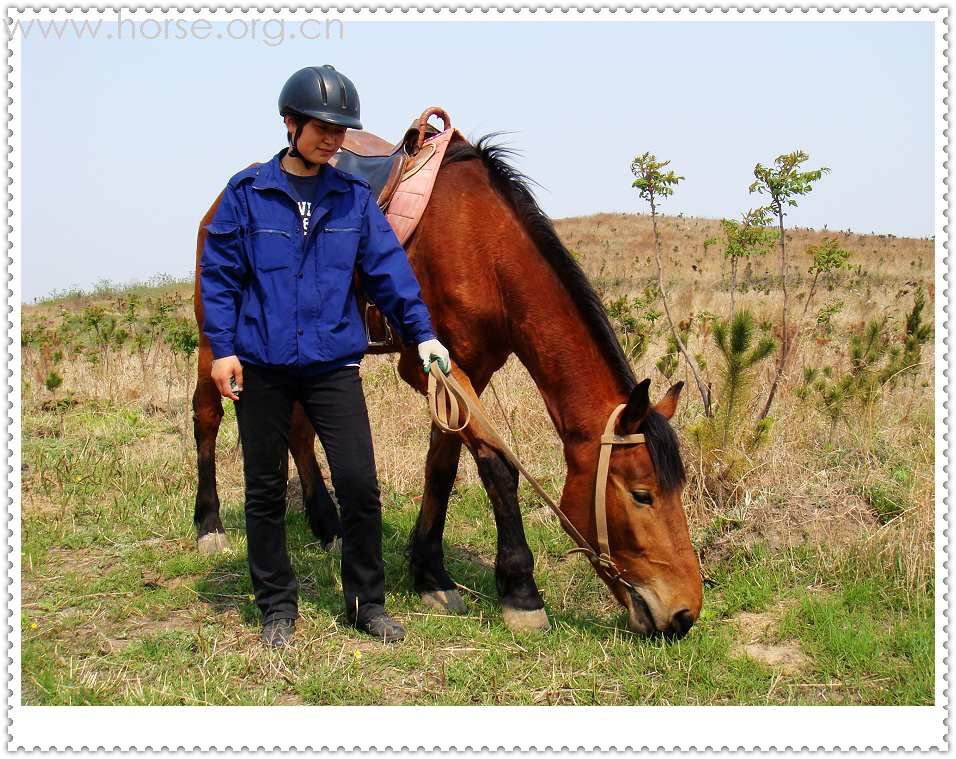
[385,127,459,246]
[331,150,399,203]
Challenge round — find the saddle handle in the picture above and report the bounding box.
[413,107,452,152]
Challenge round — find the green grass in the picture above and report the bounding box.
[19,396,935,705]
[777,569,934,704]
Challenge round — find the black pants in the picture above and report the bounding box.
[233,362,385,626]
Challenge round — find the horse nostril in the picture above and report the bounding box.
[671,609,694,638]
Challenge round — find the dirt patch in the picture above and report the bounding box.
[730,605,810,675]
[699,506,874,568]
[141,570,203,590]
[21,491,71,519]
[127,610,200,636]
[167,573,204,589]
[38,539,193,579]
[734,611,777,638]
[98,610,202,653]
[274,692,305,705]
[739,642,809,674]
[44,546,121,575]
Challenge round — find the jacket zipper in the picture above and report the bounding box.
[251,228,292,237]
[252,184,338,267]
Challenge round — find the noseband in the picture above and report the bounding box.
[426,363,645,593]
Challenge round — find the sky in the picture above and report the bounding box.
[20,17,936,303]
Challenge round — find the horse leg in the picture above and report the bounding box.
[407,422,468,614]
[398,352,548,632]
[288,401,342,550]
[192,371,230,555]
[471,435,549,632]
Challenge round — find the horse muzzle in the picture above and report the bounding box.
[626,588,696,640]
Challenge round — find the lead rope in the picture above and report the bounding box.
[425,359,642,590]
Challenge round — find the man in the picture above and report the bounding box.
[200,64,451,647]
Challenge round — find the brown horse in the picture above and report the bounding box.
[191,132,703,638]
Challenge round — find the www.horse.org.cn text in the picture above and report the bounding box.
[6,14,346,47]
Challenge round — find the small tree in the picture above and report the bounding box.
[82,304,124,398]
[814,300,845,339]
[164,316,200,438]
[801,238,851,322]
[885,286,933,384]
[656,326,690,381]
[705,208,778,322]
[631,152,711,416]
[797,366,850,444]
[604,294,652,363]
[687,309,776,510]
[798,290,933,450]
[712,311,776,448]
[749,150,830,420]
[43,369,63,396]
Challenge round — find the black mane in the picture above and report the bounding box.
[443,133,686,495]
[444,134,637,393]
[639,409,687,495]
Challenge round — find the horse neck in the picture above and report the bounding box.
[503,245,630,455]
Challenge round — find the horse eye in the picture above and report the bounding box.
[631,490,653,506]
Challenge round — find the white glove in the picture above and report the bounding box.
[418,338,451,375]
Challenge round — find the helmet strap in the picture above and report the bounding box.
[287,120,317,170]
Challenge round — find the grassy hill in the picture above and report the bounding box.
[19,212,935,705]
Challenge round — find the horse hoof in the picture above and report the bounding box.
[197,532,230,555]
[502,606,550,633]
[420,589,468,614]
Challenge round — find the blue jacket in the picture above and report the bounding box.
[199,148,436,372]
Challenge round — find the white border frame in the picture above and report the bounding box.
[4,5,949,751]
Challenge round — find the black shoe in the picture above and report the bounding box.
[261,617,295,648]
[354,611,406,643]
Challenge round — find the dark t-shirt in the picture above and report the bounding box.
[282,165,324,235]
[279,163,362,376]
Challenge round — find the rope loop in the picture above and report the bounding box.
[427,360,470,434]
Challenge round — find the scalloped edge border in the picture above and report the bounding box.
[2,4,950,752]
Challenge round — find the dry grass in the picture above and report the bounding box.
[22,211,935,585]
[18,210,936,705]
[556,212,934,586]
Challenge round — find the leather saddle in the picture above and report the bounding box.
[329,107,457,353]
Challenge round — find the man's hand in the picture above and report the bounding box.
[418,338,451,375]
[211,355,244,401]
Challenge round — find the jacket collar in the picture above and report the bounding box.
[251,147,353,197]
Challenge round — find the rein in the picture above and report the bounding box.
[425,360,645,593]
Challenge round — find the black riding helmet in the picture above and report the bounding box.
[279,65,362,167]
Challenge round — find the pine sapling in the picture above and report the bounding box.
[712,310,777,448]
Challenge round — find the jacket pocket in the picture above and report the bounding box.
[204,220,242,236]
[250,228,293,271]
[322,227,361,271]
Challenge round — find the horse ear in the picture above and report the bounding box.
[654,380,684,421]
[618,378,651,433]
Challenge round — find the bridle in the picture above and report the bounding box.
[570,402,645,591]
[426,361,645,594]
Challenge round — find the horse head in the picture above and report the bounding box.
[566,378,702,638]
